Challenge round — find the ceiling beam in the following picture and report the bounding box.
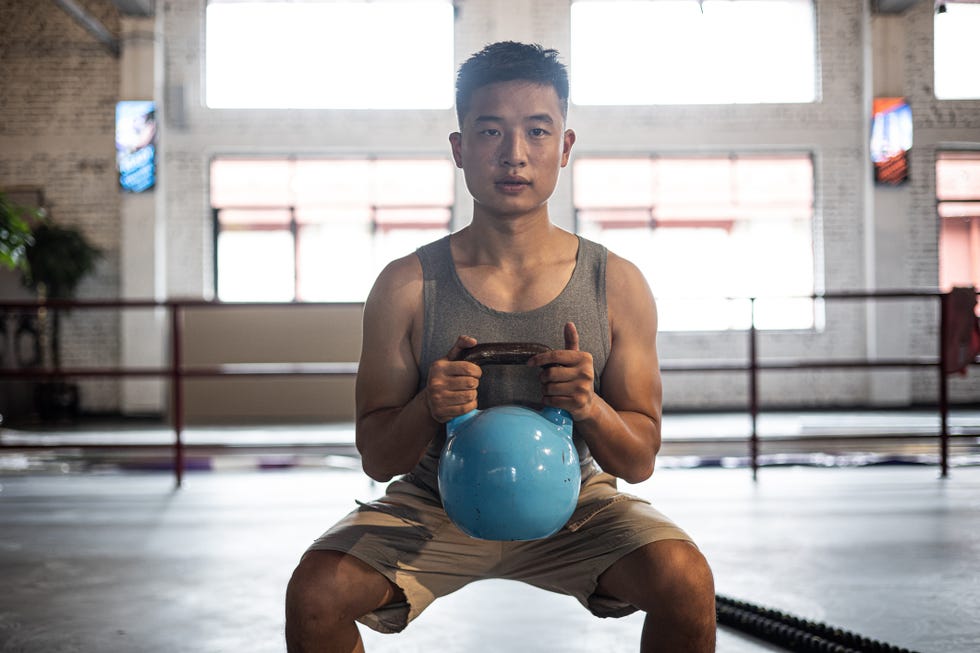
[51,0,120,57]
[109,0,155,17]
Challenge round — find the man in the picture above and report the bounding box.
[285,41,716,652]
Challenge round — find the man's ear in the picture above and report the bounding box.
[561,129,576,167]
[449,132,463,168]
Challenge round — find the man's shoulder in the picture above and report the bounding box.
[603,247,643,280]
[415,233,452,257]
[603,248,654,313]
[376,251,424,288]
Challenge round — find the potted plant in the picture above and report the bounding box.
[20,220,102,419]
[1,190,47,422]
[0,191,43,273]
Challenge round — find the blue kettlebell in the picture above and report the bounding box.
[438,343,581,541]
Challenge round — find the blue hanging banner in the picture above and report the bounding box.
[116,100,157,193]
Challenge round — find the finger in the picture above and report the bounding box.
[564,321,580,352]
[431,360,483,381]
[538,364,578,384]
[446,335,478,361]
[444,373,480,390]
[528,347,590,370]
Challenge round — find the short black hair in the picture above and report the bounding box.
[455,41,569,125]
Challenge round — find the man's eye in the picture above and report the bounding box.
[481,129,501,137]
[529,128,549,137]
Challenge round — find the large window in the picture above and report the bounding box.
[212,158,454,302]
[938,152,980,293]
[935,3,980,100]
[574,155,815,331]
[205,1,454,109]
[570,0,816,105]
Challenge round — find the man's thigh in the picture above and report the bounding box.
[306,479,498,632]
[595,539,710,612]
[293,549,405,617]
[499,473,694,617]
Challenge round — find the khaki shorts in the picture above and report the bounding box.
[307,471,693,634]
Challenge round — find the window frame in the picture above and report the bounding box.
[569,0,818,106]
[204,0,456,110]
[210,156,455,302]
[572,152,818,332]
[937,151,980,294]
[934,2,980,101]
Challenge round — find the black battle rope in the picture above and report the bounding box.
[716,595,922,653]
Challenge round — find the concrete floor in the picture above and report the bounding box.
[1,462,978,653]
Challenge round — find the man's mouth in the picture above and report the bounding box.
[495,176,531,192]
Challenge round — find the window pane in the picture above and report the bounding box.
[937,155,980,200]
[575,155,814,330]
[937,152,980,292]
[376,208,452,229]
[734,157,814,209]
[292,161,373,207]
[939,218,978,291]
[295,207,373,227]
[212,156,453,301]
[571,0,815,105]
[374,160,456,206]
[578,209,652,228]
[573,159,655,207]
[211,159,292,207]
[938,202,980,219]
[296,224,372,302]
[655,159,733,220]
[206,1,454,109]
[935,4,980,100]
[374,228,449,277]
[218,208,291,227]
[218,231,295,301]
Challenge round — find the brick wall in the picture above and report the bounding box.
[0,0,122,412]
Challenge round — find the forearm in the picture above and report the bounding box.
[356,389,443,482]
[575,398,661,484]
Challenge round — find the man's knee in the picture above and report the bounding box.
[658,541,714,597]
[287,551,343,623]
[286,550,396,626]
[600,539,715,614]
[645,541,715,618]
[641,541,716,651]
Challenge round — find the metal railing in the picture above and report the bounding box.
[0,291,976,486]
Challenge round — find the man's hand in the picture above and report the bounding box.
[425,335,482,423]
[529,322,596,422]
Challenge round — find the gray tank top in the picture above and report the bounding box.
[406,234,610,496]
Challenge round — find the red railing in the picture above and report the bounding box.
[0,291,976,486]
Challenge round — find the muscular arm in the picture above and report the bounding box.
[354,255,436,482]
[532,253,662,484]
[354,255,482,482]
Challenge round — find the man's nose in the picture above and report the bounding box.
[499,133,527,167]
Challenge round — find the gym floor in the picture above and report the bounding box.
[1,412,979,653]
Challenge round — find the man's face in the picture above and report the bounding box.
[449,80,575,220]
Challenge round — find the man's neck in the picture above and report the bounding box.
[449,208,580,313]
[455,207,570,269]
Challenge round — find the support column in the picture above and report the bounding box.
[867,11,913,405]
[119,16,167,415]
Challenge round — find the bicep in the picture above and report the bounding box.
[355,258,422,421]
[600,256,662,420]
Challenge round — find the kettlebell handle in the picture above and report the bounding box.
[453,342,552,366]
